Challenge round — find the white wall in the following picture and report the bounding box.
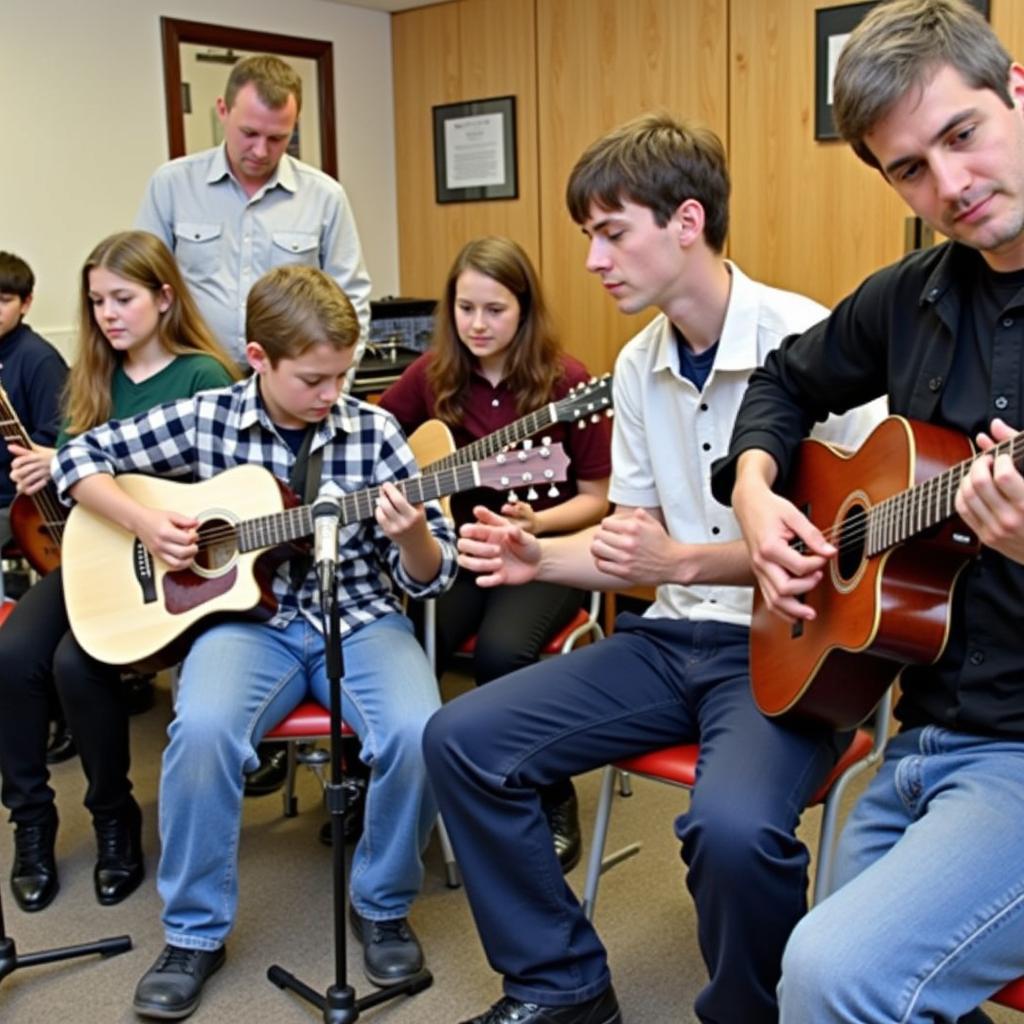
[1,0,399,359]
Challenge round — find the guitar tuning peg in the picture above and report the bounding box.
[578,420,587,429]
[507,490,518,504]
[541,435,552,446]
[527,487,538,501]
[547,484,560,498]
[522,438,534,450]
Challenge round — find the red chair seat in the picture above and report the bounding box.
[0,599,15,628]
[263,700,353,741]
[458,606,593,656]
[613,727,874,806]
[993,976,1024,1010]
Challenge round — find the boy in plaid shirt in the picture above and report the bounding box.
[55,264,456,1020]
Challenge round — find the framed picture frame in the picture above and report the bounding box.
[814,0,989,141]
[432,95,518,204]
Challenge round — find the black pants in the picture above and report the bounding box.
[432,571,585,808]
[0,569,133,826]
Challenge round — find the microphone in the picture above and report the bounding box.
[312,493,342,598]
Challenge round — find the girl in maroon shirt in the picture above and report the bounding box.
[379,236,611,871]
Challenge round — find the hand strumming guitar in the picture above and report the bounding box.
[731,449,835,624]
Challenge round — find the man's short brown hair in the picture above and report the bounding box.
[225,54,303,115]
[833,0,1011,171]
[565,112,730,253]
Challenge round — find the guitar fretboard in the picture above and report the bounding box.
[429,403,557,471]
[865,431,1024,555]
[235,463,479,553]
[0,384,66,541]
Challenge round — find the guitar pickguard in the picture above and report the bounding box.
[163,566,238,615]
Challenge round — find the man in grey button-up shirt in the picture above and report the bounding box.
[135,54,371,378]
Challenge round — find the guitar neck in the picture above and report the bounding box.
[0,385,66,539]
[0,390,33,451]
[430,404,557,470]
[867,431,1024,554]
[235,462,480,553]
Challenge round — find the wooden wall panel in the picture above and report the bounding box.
[728,0,911,309]
[392,0,539,300]
[537,0,729,374]
[993,0,1024,67]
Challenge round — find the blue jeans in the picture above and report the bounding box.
[158,613,440,950]
[779,726,1024,1023]
[424,614,846,1021]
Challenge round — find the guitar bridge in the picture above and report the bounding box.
[133,538,157,605]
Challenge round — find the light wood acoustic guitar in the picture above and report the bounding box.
[750,416,986,731]
[0,381,64,574]
[406,373,614,519]
[62,444,570,668]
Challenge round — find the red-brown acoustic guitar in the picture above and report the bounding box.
[750,415,986,730]
[0,381,63,574]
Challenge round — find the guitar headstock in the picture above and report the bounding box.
[554,374,614,429]
[475,442,571,494]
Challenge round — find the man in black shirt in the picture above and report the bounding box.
[713,1,1024,1020]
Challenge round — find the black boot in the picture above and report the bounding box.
[93,798,145,905]
[45,715,77,764]
[544,788,582,874]
[10,810,59,912]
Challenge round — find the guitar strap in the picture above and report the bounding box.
[287,425,325,589]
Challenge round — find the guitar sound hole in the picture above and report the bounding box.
[195,517,238,573]
[836,503,866,582]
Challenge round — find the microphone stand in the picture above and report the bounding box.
[0,884,131,988]
[267,566,433,1021]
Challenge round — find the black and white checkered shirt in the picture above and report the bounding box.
[53,375,457,637]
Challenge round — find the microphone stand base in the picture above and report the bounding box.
[267,964,433,1022]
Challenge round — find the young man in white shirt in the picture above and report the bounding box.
[424,113,884,1024]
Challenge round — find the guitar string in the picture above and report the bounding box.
[178,447,568,553]
[1,385,68,543]
[189,468,526,551]
[184,467,478,552]
[789,432,1024,558]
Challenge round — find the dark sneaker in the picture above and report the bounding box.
[458,987,622,1024]
[10,811,59,912]
[133,944,226,1020]
[348,904,424,987]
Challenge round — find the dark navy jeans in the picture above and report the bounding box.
[424,613,847,1022]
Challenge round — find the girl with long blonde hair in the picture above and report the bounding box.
[0,230,237,915]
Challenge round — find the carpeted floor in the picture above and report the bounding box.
[0,674,1016,1023]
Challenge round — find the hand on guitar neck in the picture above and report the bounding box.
[731,448,836,624]
[8,441,56,496]
[956,416,1024,566]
